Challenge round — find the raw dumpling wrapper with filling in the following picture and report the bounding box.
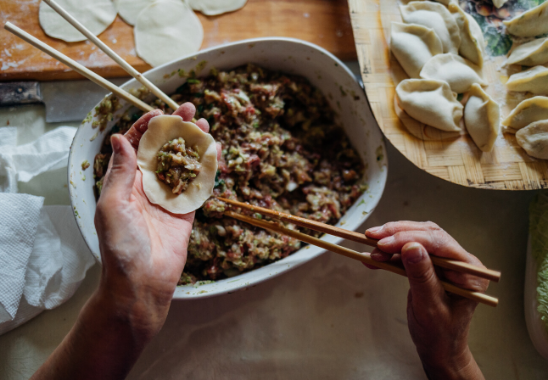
[502,96,548,132]
[448,3,484,67]
[396,79,463,132]
[507,37,548,66]
[420,53,486,94]
[188,0,247,16]
[516,120,548,160]
[503,1,548,38]
[137,115,218,214]
[400,2,461,54]
[464,83,500,152]
[390,22,443,78]
[506,66,548,95]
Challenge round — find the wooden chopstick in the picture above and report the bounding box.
[43,0,179,111]
[224,210,499,307]
[4,22,154,113]
[218,197,501,283]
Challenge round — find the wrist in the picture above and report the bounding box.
[419,347,484,380]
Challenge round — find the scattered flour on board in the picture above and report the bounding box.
[3,49,11,57]
[0,59,28,71]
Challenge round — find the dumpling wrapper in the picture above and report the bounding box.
[507,37,548,66]
[448,3,484,67]
[396,79,463,132]
[506,66,548,95]
[114,0,155,26]
[188,0,247,16]
[464,84,500,152]
[137,115,218,215]
[502,96,548,132]
[39,0,117,43]
[390,22,443,78]
[503,1,548,38]
[400,2,461,54]
[420,53,486,94]
[134,0,204,67]
[516,120,548,160]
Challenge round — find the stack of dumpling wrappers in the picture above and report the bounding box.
[392,0,548,160]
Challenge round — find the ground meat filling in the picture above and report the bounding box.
[156,137,201,194]
[94,64,367,285]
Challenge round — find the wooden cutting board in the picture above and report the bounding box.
[0,0,356,81]
[348,0,548,190]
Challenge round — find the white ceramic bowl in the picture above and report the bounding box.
[68,38,388,299]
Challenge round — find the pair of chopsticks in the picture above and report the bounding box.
[219,197,501,307]
[4,0,178,113]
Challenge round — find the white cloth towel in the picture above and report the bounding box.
[0,126,95,335]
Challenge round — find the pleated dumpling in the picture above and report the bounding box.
[503,1,548,38]
[390,22,443,78]
[464,84,500,152]
[502,96,548,132]
[506,66,548,95]
[400,2,461,54]
[448,3,484,67]
[420,53,486,93]
[507,37,548,66]
[516,120,548,159]
[396,79,463,132]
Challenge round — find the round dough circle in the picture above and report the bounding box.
[114,0,155,26]
[134,0,204,67]
[188,0,247,16]
[137,115,218,215]
[39,0,117,43]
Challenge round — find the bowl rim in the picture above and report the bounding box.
[68,37,388,299]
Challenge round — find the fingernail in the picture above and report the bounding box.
[111,134,121,153]
[378,236,394,246]
[403,243,424,264]
[367,226,383,233]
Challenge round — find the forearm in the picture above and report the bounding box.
[31,288,158,380]
[420,347,485,380]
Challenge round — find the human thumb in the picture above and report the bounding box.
[101,134,137,201]
[401,242,445,306]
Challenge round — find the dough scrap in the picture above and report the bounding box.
[39,0,117,43]
[135,0,204,67]
[507,37,548,66]
[420,53,486,94]
[503,1,548,38]
[502,96,548,132]
[506,66,548,95]
[390,22,443,79]
[114,0,155,26]
[516,120,548,160]
[464,84,500,152]
[188,0,247,16]
[137,115,218,214]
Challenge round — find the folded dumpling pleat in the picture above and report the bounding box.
[400,2,461,54]
[507,37,548,66]
[516,120,548,160]
[502,96,548,132]
[464,84,500,152]
[396,79,463,132]
[449,3,484,67]
[506,66,548,95]
[503,1,548,38]
[420,53,486,94]
[390,22,443,78]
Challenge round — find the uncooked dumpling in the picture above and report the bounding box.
[507,37,548,66]
[516,120,548,159]
[114,0,154,26]
[39,0,117,43]
[420,53,486,93]
[464,84,500,152]
[493,0,508,8]
[137,115,218,214]
[400,2,461,54]
[390,22,443,78]
[188,0,247,16]
[449,3,484,67]
[504,1,548,38]
[396,79,463,132]
[502,96,548,132]
[135,0,204,67]
[506,66,548,95]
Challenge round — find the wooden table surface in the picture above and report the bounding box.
[0,0,357,81]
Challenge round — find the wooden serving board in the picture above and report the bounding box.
[348,0,548,190]
[0,0,356,81]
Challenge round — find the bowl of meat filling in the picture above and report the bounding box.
[68,38,388,299]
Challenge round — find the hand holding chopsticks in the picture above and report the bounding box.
[220,197,500,307]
